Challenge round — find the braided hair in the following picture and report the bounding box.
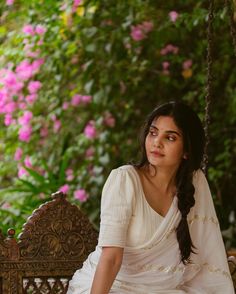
[134,101,205,264]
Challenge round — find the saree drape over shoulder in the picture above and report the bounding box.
[67,165,234,294]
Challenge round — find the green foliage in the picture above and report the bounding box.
[0,0,235,247]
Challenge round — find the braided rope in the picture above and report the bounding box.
[225,0,236,56]
[202,0,214,175]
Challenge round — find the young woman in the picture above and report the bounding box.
[67,101,234,293]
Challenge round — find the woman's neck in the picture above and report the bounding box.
[141,164,177,195]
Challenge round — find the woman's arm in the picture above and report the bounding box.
[90,246,124,294]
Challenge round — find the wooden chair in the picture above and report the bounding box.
[0,191,98,294]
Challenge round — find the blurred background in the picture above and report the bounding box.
[0,0,235,251]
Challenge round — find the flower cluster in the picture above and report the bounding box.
[130,21,154,41]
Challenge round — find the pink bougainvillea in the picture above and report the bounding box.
[35,25,46,35]
[18,125,32,142]
[22,24,35,36]
[6,0,14,6]
[169,11,179,22]
[59,184,70,194]
[182,59,192,69]
[18,166,28,178]
[18,111,33,125]
[160,44,179,55]
[14,148,23,161]
[130,21,154,41]
[103,111,115,127]
[71,94,82,106]
[85,147,95,158]
[81,95,92,104]
[24,155,32,168]
[74,189,89,202]
[84,120,96,139]
[28,81,42,93]
[66,169,74,181]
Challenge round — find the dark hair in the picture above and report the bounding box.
[135,101,205,264]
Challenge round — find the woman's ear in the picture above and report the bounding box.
[183,153,188,160]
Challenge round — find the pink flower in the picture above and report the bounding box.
[24,156,32,168]
[4,102,17,113]
[18,102,27,110]
[16,60,33,81]
[72,0,82,12]
[74,189,89,202]
[53,119,61,133]
[22,24,35,36]
[71,94,82,106]
[141,21,154,33]
[103,112,115,127]
[62,102,69,109]
[162,61,170,70]
[130,21,153,42]
[84,121,96,139]
[18,111,33,125]
[18,166,28,178]
[85,147,95,158]
[59,184,70,194]
[40,126,48,138]
[1,202,11,209]
[35,25,46,35]
[28,81,42,94]
[4,113,13,126]
[31,59,44,73]
[66,169,74,181]
[169,11,179,22]
[50,114,56,121]
[25,94,38,104]
[19,125,32,142]
[81,95,92,104]
[14,148,23,160]
[182,59,192,69]
[131,26,146,41]
[160,44,179,55]
[6,0,14,5]
[26,50,40,59]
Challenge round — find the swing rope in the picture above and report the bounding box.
[225,0,236,56]
[202,0,214,174]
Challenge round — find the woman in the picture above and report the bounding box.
[68,101,234,293]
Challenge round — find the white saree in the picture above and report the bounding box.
[67,165,234,294]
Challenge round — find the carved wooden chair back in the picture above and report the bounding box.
[0,191,98,294]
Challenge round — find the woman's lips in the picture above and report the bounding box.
[150,151,164,157]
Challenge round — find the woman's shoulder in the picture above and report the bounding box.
[110,164,136,175]
[108,164,138,185]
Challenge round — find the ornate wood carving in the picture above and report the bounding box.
[0,229,9,260]
[18,191,98,261]
[0,191,98,293]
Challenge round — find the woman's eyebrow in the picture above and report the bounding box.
[150,125,181,136]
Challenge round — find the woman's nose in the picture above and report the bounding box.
[153,136,163,148]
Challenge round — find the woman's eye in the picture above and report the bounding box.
[167,136,175,141]
[149,130,157,136]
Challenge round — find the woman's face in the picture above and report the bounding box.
[145,116,186,170]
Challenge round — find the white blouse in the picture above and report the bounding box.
[98,165,165,248]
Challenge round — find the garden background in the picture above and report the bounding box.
[0,0,235,250]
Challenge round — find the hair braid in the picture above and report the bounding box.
[176,162,196,264]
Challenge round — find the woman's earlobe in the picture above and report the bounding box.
[183,154,188,160]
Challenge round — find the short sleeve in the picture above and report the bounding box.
[98,167,135,248]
